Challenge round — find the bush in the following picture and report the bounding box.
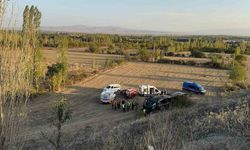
[115,58,126,65]
[104,58,114,68]
[66,72,88,85]
[208,55,230,69]
[191,50,206,58]
[229,64,247,83]
[46,63,65,92]
[235,54,247,66]
[89,42,100,53]
[166,52,175,56]
[104,58,125,69]
[137,49,151,62]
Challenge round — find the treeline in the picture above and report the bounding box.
[41,33,250,54]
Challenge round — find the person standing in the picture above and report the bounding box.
[122,100,126,112]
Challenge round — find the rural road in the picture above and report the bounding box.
[20,62,228,141]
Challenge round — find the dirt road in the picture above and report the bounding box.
[20,62,228,141]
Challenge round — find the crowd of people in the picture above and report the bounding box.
[111,99,139,112]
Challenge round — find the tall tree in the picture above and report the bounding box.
[23,5,45,93]
[0,2,36,149]
[57,36,69,89]
[22,5,30,34]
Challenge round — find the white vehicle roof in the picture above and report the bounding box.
[106,84,121,87]
[139,85,155,88]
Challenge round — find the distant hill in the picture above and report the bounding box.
[40,25,175,35]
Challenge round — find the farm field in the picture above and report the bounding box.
[43,47,124,68]
[20,62,229,142]
[164,56,211,64]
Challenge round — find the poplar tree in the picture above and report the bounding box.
[23,5,45,93]
[57,36,69,89]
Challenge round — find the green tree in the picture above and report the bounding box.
[137,49,151,62]
[57,36,69,89]
[235,55,247,66]
[104,58,113,68]
[89,42,100,53]
[23,5,45,93]
[230,64,247,83]
[234,47,241,56]
[42,95,71,150]
[22,5,30,34]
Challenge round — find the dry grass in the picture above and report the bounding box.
[247,55,250,84]
[23,91,250,150]
[163,56,211,64]
[43,48,124,68]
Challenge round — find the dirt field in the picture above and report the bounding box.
[43,48,124,68]
[20,62,228,142]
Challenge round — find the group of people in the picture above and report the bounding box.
[111,99,139,112]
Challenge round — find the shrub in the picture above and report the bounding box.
[66,72,88,85]
[46,63,65,92]
[166,52,175,56]
[89,42,100,53]
[229,64,247,83]
[208,55,230,69]
[104,58,114,68]
[224,82,238,92]
[137,49,151,62]
[235,54,247,66]
[115,58,126,65]
[191,50,206,58]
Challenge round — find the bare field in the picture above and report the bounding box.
[43,48,124,68]
[20,62,228,142]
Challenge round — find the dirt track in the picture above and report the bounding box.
[20,62,228,141]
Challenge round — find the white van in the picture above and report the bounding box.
[139,85,161,96]
[100,84,121,103]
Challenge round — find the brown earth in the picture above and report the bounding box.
[43,48,124,68]
[20,62,228,142]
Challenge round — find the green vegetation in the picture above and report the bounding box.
[137,49,151,62]
[228,48,248,89]
[0,2,43,148]
[191,50,206,58]
[42,95,71,150]
[46,37,69,92]
[104,58,126,69]
[41,34,250,55]
[230,64,247,82]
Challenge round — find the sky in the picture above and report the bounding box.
[12,0,250,35]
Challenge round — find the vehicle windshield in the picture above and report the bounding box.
[198,86,205,91]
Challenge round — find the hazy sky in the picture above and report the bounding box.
[16,0,250,34]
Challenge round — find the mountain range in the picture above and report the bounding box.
[40,25,250,36]
[40,25,175,35]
